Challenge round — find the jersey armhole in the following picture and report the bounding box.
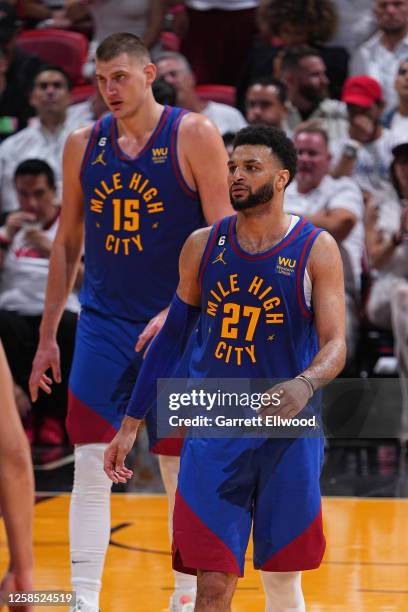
[197,220,222,287]
[170,110,198,200]
[79,118,102,184]
[296,227,322,318]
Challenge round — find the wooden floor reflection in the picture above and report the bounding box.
[1,495,408,611]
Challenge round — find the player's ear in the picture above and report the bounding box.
[144,62,157,86]
[276,169,289,192]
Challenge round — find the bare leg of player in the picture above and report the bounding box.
[0,342,34,612]
[158,455,197,612]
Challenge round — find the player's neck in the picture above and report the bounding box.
[236,206,292,252]
[116,98,164,140]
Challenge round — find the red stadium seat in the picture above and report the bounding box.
[17,29,89,86]
[195,84,236,107]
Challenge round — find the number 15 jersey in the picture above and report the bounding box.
[80,106,203,322]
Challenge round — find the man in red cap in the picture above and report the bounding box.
[331,74,394,197]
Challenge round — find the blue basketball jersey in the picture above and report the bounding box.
[80,105,204,321]
[190,215,322,380]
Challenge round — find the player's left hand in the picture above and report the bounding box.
[257,378,311,421]
[103,417,141,483]
[135,306,169,356]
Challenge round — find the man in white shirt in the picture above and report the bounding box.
[383,57,408,137]
[350,0,408,111]
[0,159,80,446]
[0,67,91,214]
[280,46,349,145]
[155,51,247,135]
[285,123,365,367]
[332,75,394,196]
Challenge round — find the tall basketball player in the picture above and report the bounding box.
[105,125,346,611]
[29,33,232,612]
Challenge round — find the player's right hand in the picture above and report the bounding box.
[103,417,141,483]
[29,340,61,402]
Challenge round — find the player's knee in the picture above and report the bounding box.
[73,444,112,492]
[262,571,304,611]
[197,571,233,603]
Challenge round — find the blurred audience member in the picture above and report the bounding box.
[285,122,365,366]
[178,0,259,85]
[330,0,377,52]
[0,159,80,446]
[0,2,47,140]
[382,56,408,137]
[0,340,34,612]
[65,0,165,77]
[152,77,177,106]
[156,51,247,135]
[332,75,394,195]
[350,0,408,111]
[244,75,288,131]
[0,66,89,213]
[365,138,408,438]
[280,46,348,143]
[237,0,348,108]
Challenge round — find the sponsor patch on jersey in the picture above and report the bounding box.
[151,147,168,164]
[275,256,297,276]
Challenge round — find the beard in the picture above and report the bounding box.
[382,23,407,35]
[230,182,274,211]
[299,83,327,105]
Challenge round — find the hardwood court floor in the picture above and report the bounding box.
[1,495,408,611]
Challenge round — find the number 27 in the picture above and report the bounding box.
[221,303,261,341]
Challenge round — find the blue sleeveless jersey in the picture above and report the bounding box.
[190,215,322,380]
[80,105,204,321]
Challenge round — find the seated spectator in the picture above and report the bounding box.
[0,66,90,213]
[365,138,408,438]
[280,46,349,143]
[350,0,408,112]
[236,0,348,108]
[156,51,247,136]
[332,75,394,195]
[244,75,289,131]
[0,159,80,446]
[284,122,365,368]
[178,0,259,85]
[382,57,408,138]
[0,2,47,140]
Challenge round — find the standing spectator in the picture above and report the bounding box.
[285,123,365,367]
[365,138,408,439]
[280,46,349,144]
[332,75,394,195]
[330,0,377,53]
[0,66,90,213]
[0,159,80,446]
[237,0,348,108]
[244,75,289,131]
[350,0,408,111]
[178,0,260,85]
[156,51,247,135]
[0,1,47,139]
[382,57,408,138]
[0,340,34,612]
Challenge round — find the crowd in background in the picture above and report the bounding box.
[0,0,407,450]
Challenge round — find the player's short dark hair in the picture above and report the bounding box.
[294,120,329,147]
[14,159,56,189]
[232,125,297,185]
[152,78,176,105]
[246,76,287,104]
[30,65,72,92]
[281,45,321,74]
[96,32,151,63]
